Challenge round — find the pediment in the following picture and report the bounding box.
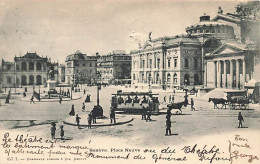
[211,43,245,55]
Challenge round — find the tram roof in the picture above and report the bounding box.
[112,92,159,96]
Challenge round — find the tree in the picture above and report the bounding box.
[236,1,260,20]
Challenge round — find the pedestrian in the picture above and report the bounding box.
[171,95,174,104]
[146,110,152,122]
[165,117,171,136]
[60,125,64,140]
[59,96,62,104]
[82,102,85,112]
[30,96,34,104]
[83,89,86,95]
[50,123,56,140]
[191,98,195,111]
[88,113,92,129]
[69,105,75,116]
[75,114,81,129]
[91,109,97,124]
[142,106,147,120]
[110,108,116,124]
[23,92,26,97]
[173,89,175,95]
[238,112,244,128]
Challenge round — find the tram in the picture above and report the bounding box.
[111,91,160,114]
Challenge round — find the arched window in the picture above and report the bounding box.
[29,75,34,85]
[36,62,42,71]
[21,75,27,85]
[184,74,190,85]
[173,73,177,83]
[29,62,34,70]
[167,73,171,84]
[156,73,159,84]
[36,75,42,85]
[194,74,199,85]
[21,62,27,71]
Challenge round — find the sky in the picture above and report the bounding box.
[0,0,242,63]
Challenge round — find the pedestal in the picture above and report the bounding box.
[47,80,56,91]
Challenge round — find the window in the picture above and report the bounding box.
[36,62,42,71]
[83,64,85,67]
[133,74,135,80]
[90,63,92,67]
[16,64,20,70]
[168,59,171,68]
[174,59,177,68]
[149,59,152,68]
[173,73,177,83]
[157,59,160,68]
[205,29,209,33]
[185,59,189,69]
[7,77,12,83]
[29,62,34,70]
[194,58,198,69]
[154,58,157,68]
[142,60,145,69]
[167,74,171,84]
[212,29,215,33]
[7,65,12,70]
[22,62,27,71]
[217,29,220,33]
[67,62,71,67]
[140,61,142,68]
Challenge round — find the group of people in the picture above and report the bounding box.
[50,122,64,140]
[141,106,152,122]
[69,104,98,129]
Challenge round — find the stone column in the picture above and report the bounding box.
[243,59,246,88]
[223,60,227,88]
[230,60,233,88]
[214,61,217,88]
[236,59,239,89]
[217,61,222,88]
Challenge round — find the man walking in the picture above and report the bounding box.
[75,114,81,129]
[238,112,244,128]
[191,98,195,111]
[50,123,56,140]
[165,116,171,136]
[88,113,92,129]
[82,102,85,112]
[30,96,34,104]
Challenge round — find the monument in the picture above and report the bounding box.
[47,65,57,94]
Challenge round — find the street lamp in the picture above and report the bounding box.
[96,72,101,106]
[148,73,151,92]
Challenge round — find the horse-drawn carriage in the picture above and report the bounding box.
[225,90,250,110]
[208,90,250,110]
[111,91,159,114]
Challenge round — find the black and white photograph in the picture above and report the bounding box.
[0,0,259,163]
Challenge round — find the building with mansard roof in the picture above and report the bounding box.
[1,52,58,88]
[65,50,97,85]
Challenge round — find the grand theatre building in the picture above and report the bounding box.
[131,11,259,90]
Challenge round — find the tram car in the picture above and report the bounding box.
[111,91,160,114]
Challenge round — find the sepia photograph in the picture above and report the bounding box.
[0,0,259,163]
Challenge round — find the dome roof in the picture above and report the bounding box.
[65,50,87,61]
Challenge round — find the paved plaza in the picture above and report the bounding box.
[0,85,259,147]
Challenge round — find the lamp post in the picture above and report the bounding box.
[96,72,101,106]
[148,73,151,92]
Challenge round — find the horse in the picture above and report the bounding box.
[167,102,185,114]
[208,98,228,109]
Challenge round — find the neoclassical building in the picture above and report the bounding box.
[65,50,97,85]
[97,50,131,85]
[131,11,259,90]
[1,52,58,88]
[131,36,202,89]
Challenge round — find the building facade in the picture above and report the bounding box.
[97,50,131,85]
[131,36,202,89]
[1,52,58,88]
[131,11,259,90]
[65,50,97,85]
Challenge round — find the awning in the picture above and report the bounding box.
[248,89,254,95]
